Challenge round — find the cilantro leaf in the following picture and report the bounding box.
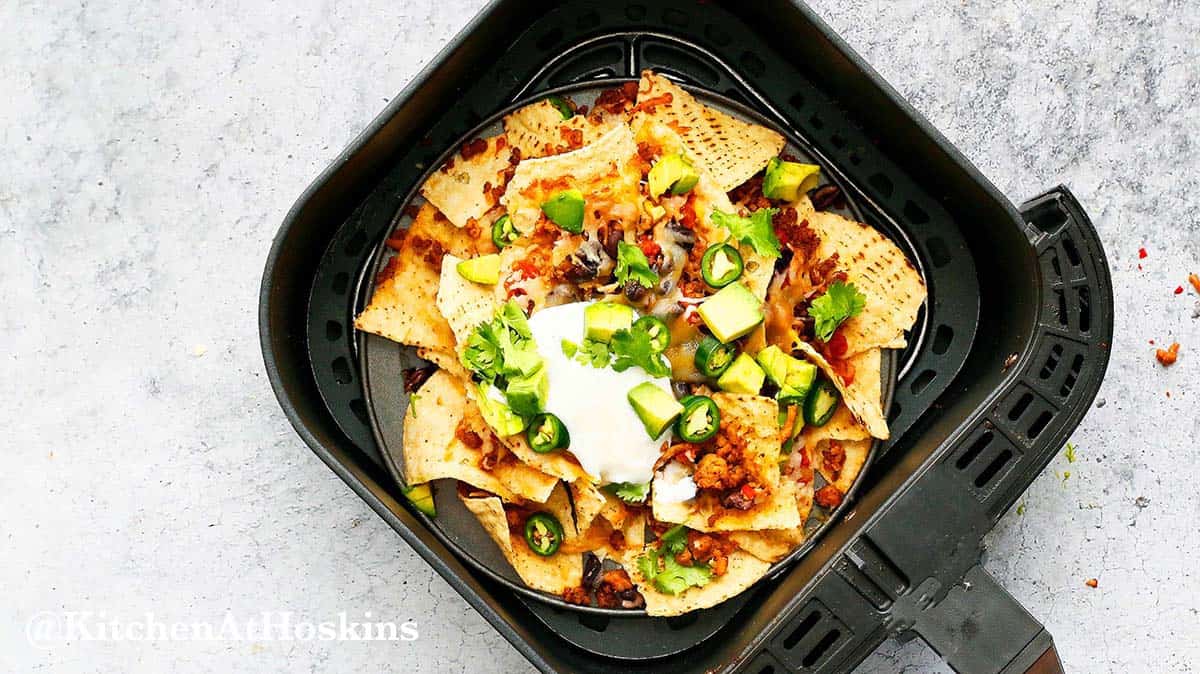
[461,323,501,384]
[807,281,866,342]
[654,554,713,595]
[574,338,613,368]
[711,208,781,259]
[634,525,713,595]
[614,241,660,289]
[606,481,649,503]
[609,328,670,377]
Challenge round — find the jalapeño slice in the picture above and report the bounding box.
[676,395,720,443]
[524,512,564,556]
[527,413,569,453]
[700,243,744,288]
[491,214,519,249]
[633,315,671,353]
[803,377,841,427]
[546,96,574,119]
[695,335,737,378]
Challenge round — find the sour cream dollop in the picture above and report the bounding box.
[527,301,671,485]
[653,460,697,504]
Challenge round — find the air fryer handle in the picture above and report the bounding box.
[912,565,1063,674]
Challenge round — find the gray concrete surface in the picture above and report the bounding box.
[2,1,1196,672]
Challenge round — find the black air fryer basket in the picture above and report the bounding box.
[259,2,1113,672]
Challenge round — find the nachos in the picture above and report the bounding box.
[355,70,926,616]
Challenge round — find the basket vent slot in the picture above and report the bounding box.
[703,23,733,47]
[1039,343,1063,379]
[773,600,848,670]
[1027,411,1053,439]
[926,236,951,268]
[325,320,343,342]
[931,324,953,355]
[1027,198,1068,234]
[868,172,894,198]
[349,398,368,425]
[577,613,609,633]
[788,91,806,111]
[1049,252,1062,281]
[1062,236,1081,267]
[782,610,820,650]
[331,357,353,385]
[836,538,909,610]
[738,51,766,77]
[1077,287,1091,333]
[974,449,1013,488]
[903,200,930,225]
[331,272,349,296]
[1053,289,1068,326]
[1062,354,1083,397]
[808,113,824,130]
[909,369,936,396]
[955,430,992,470]
[1007,392,1033,421]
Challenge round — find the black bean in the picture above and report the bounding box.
[582,552,602,587]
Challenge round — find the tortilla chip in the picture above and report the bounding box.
[653,394,802,532]
[626,548,771,616]
[459,493,581,594]
[436,254,498,349]
[420,135,513,229]
[501,124,641,235]
[354,205,477,351]
[401,371,557,502]
[804,403,872,446]
[504,100,620,160]
[807,210,926,355]
[499,432,591,483]
[569,480,608,534]
[415,347,470,382]
[795,344,888,439]
[728,478,815,563]
[635,71,784,192]
[808,437,871,495]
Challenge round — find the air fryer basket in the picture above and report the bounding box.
[260,2,1112,672]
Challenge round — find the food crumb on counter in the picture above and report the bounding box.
[1085,578,1099,588]
[1155,342,1180,366]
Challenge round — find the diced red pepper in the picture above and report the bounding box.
[1138,248,1148,259]
[826,330,849,359]
[1174,286,1184,295]
[639,237,661,259]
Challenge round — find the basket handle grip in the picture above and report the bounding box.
[912,565,1064,674]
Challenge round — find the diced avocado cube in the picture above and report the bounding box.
[584,302,634,342]
[456,254,501,285]
[756,345,793,386]
[627,382,684,438]
[697,282,763,343]
[541,189,585,233]
[475,384,527,436]
[647,153,700,198]
[762,157,821,201]
[717,353,765,395]
[505,366,549,417]
[402,483,436,516]
[781,360,818,404]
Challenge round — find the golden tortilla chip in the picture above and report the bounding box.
[804,403,872,445]
[504,99,620,160]
[635,71,784,192]
[401,371,558,503]
[501,124,641,235]
[354,204,477,351]
[436,254,499,349]
[625,547,771,616]
[728,477,815,563]
[499,432,591,483]
[653,394,803,532]
[795,344,888,439]
[569,480,608,535]
[415,347,470,382]
[807,210,926,355]
[420,135,513,229]
[459,493,581,594]
[808,437,871,495]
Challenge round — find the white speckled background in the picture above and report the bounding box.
[2,1,1196,672]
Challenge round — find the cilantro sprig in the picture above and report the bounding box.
[610,327,670,377]
[460,300,548,418]
[605,481,649,504]
[808,281,866,342]
[711,208,781,259]
[636,525,712,595]
[614,241,659,289]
